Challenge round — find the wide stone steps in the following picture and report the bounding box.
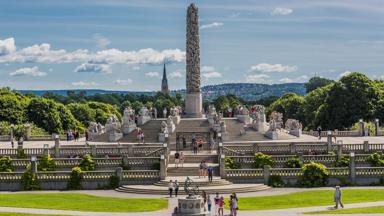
[116,184,270,195]
[119,120,164,143]
[169,154,219,163]
[167,163,220,176]
[154,179,232,187]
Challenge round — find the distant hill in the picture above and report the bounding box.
[17,83,306,101]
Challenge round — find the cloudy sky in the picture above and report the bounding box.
[1,0,384,90]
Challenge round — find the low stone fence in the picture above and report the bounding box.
[225,166,384,186]
[0,169,160,191]
[303,130,361,137]
[230,154,371,168]
[222,141,384,156]
[0,143,166,158]
[10,157,160,171]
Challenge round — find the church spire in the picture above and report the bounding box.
[161,63,169,94]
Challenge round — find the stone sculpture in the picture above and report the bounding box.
[122,107,137,135]
[285,118,303,137]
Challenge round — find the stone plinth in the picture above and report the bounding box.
[265,131,278,140]
[253,122,267,132]
[207,114,215,125]
[289,129,302,137]
[159,133,167,143]
[172,196,210,216]
[237,115,251,124]
[173,116,181,125]
[109,132,123,142]
[185,93,203,118]
[168,123,176,134]
[221,132,229,141]
[122,123,137,135]
[138,116,151,125]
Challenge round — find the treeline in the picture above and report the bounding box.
[267,72,384,130]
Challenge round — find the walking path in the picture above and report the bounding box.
[1,187,384,215]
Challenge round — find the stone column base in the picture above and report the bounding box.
[172,197,211,216]
[185,93,203,118]
[265,131,278,140]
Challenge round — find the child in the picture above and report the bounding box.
[207,195,212,212]
[218,196,224,216]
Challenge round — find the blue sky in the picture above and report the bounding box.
[0,0,384,90]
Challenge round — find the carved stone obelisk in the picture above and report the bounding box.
[185,3,203,118]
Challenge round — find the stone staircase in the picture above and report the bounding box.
[175,118,211,133]
[116,176,270,195]
[118,119,164,143]
[224,118,269,141]
[167,163,220,177]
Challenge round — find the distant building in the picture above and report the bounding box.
[161,63,169,94]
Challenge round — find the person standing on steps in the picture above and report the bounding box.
[168,180,174,198]
[174,180,179,197]
[182,136,187,149]
[334,186,344,209]
[208,166,213,182]
[317,126,322,140]
[174,151,180,168]
[179,152,185,167]
[199,161,204,178]
[193,139,198,154]
[203,160,208,178]
[207,194,212,212]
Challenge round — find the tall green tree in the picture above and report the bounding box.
[26,98,63,133]
[305,76,334,93]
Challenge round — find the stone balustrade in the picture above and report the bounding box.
[303,130,361,137]
[0,135,10,141]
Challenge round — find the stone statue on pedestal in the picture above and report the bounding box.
[122,107,137,135]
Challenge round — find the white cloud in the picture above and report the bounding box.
[296,75,309,82]
[250,63,297,73]
[93,33,110,49]
[339,70,352,78]
[145,71,159,77]
[0,37,16,55]
[71,81,97,87]
[201,66,222,79]
[271,7,293,16]
[169,70,183,78]
[0,37,185,65]
[9,66,46,77]
[200,22,224,30]
[132,66,141,70]
[246,74,270,83]
[279,77,293,83]
[74,63,111,74]
[115,79,133,85]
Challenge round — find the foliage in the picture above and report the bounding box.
[333,155,350,167]
[22,164,40,190]
[79,154,96,171]
[253,152,274,168]
[68,166,84,190]
[268,175,285,187]
[17,148,27,159]
[305,76,334,93]
[368,152,384,167]
[67,103,96,127]
[284,157,303,168]
[0,156,14,172]
[151,162,160,170]
[37,154,56,171]
[0,89,29,124]
[109,175,120,188]
[298,162,329,187]
[266,93,305,123]
[224,157,241,169]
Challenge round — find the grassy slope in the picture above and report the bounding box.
[306,206,384,214]
[0,213,68,216]
[228,189,384,210]
[0,193,167,212]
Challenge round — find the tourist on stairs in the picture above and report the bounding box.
[168,180,174,198]
[179,152,185,167]
[174,152,180,168]
[174,180,179,197]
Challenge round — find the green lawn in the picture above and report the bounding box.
[0,213,66,216]
[306,206,384,214]
[227,189,384,210]
[0,193,167,212]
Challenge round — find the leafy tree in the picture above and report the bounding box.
[0,90,28,124]
[299,162,329,187]
[214,95,230,111]
[120,100,132,113]
[253,152,274,168]
[26,98,63,134]
[302,85,331,129]
[132,101,144,113]
[37,154,56,171]
[225,157,241,169]
[68,166,83,190]
[284,157,303,168]
[79,154,96,171]
[57,104,81,131]
[67,103,96,127]
[0,156,14,172]
[305,76,334,93]
[267,93,305,123]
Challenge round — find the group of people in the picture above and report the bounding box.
[168,180,179,197]
[203,192,238,216]
[174,151,185,168]
[66,130,80,141]
[199,160,214,182]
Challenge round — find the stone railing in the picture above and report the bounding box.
[0,169,160,191]
[0,135,10,141]
[10,157,160,171]
[303,130,361,137]
[222,141,384,156]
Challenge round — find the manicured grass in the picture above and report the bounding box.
[225,189,384,210]
[306,206,384,214]
[0,213,66,216]
[0,193,167,212]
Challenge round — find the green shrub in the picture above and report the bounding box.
[68,166,83,190]
[225,157,241,169]
[333,155,350,167]
[22,164,40,190]
[253,152,274,168]
[151,162,160,170]
[284,157,303,168]
[37,154,56,171]
[0,156,14,172]
[17,148,26,159]
[368,153,384,167]
[298,162,329,187]
[79,154,95,171]
[109,175,120,188]
[268,175,285,187]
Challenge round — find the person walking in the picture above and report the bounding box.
[203,161,208,178]
[317,126,322,140]
[168,180,174,198]
[140,131,145,144]
[214,192,220,215]
[202,190,207,211]
[182,136,187,149]
[231,194,238,216]
[174,151,180,168]
[208,166,213,182]
[136,128,141,144]
[174,180,179,197]
[218,196,225,216]
[199,161,204,178]
[179,152,185,167]
[207,195,212,212]
[334,186,344,209]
